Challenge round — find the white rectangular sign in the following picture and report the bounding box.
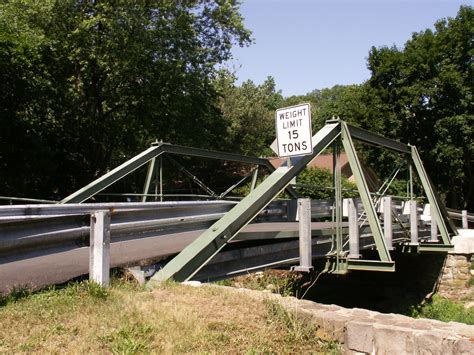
[275,103,313,157]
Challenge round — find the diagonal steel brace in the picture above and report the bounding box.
[149,122,341,283]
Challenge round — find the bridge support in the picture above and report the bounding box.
[89,210,111,287]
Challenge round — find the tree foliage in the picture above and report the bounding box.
[215,71,283,156]
[0,2,472,211]
[363,5,473,208]
[0,0,251,199]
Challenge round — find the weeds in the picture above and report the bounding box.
[0,284,32,306]
[220,270,304,297]
[98,321,155,353]
[264,300,340,353]
[411,295,474,324]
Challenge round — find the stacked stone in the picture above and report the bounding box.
[439,255,472,299]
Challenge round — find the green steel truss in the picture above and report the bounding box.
[59,118,455,281]
[149,122,341,283]
[60,142,299,204]
[149,119,456,282]
[340,122,393,271]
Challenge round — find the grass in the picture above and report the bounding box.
[216,269,304,297]
[411,295,474,325]
[0,277,339,353]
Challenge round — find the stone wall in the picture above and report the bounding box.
[438,254,472,298]
[437,232,474,299]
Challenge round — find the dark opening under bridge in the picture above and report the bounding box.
[0,119,466,293]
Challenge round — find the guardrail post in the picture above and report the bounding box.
[382,196,393,250]
[90,210,111,286]
[292,198,313,272]
[429,204,439,242]
[348,198,360,258]
[462,210,468,229]
[409,200,419,245]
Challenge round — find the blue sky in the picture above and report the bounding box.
[230,0,470,96]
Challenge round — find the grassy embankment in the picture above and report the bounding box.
[0,278,339,354]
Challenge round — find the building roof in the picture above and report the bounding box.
[269,153,349,171]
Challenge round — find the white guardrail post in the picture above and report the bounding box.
[89,210,111,286]
[462,210,468,229]
[292,198,313,272]
[430,204,439,242]
[409,200,419,245]
[382,196,393,250]
[348,198,360,258]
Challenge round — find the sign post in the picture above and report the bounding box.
[275,103,312,158]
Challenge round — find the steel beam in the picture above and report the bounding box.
[61,145,165,203]
[149,122,341,283]
[341,122,392,262]
[410,146,456,244]
[142,158,156,202]
[61,141,299,204]
[347,259,395,272]
[418,244,454,253]
[347,124,410,154]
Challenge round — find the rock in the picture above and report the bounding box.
[345,321,374,353]
[446,256,456,267]
[182,280,202,287]
[373,324,416,355]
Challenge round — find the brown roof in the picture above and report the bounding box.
[269,153,349,171]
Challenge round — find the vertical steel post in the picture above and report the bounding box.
[334,139,342,267]
[430,204,439,242]
[409,200,419,245]
[292,198,313,272]
[250,167,259,191]
[90,210,111,287]
[382,196,393,250]
[411,146,454,244]
[462,210,468,229]
[341,122,392,262]
[409,163,414,200]
[142,158,156,202]
[348,198,360,258]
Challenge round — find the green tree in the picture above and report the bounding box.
[216,71,283,156]
[363,6,473,209]
[297,167,358,200]
[0,0,251,200]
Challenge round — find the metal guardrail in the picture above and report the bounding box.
[0,201,293,256]
[0,201,234,254]
[1,199,460,257]
[0,198,466,291]
[446,208,474,229]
